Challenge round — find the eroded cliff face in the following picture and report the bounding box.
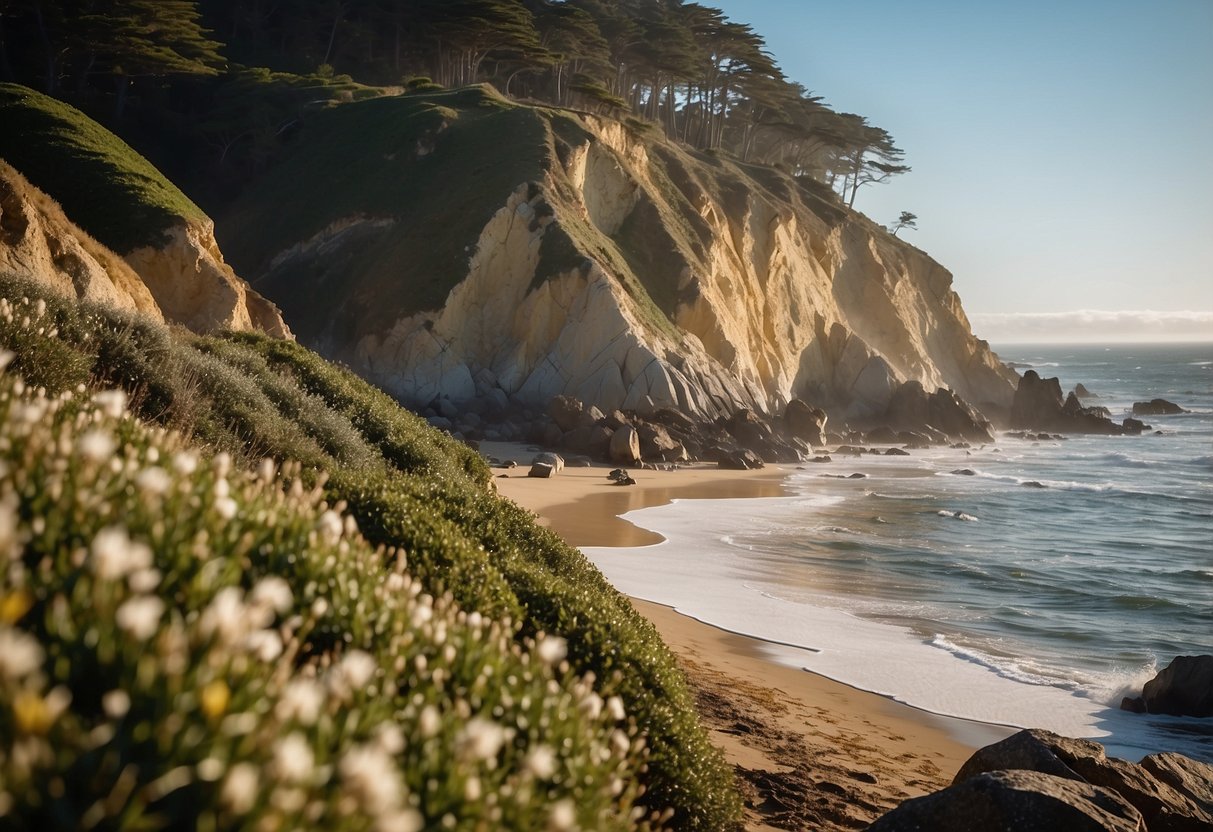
[0,161,290,337]
[125,220,291,338]
[227,92,1013,422]
[0,162,162,317]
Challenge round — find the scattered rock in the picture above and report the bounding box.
[867,770,1144,832]
[865,425,900,444]
[951,468,977,476]
[531,452,564,474]
[527,462,555,478]
[884,380,995,443]
[609,425,641,464]
[1074,383,1098,399]
[808,455,832,463]
[1133,398,1187,416]
[1124,655,1213,717]
[1122,418,1148,435]
[717,448,765,470]
[1021,480,1047,488]
[784,399,828,446]
[1140,753,1213,816]
[885,447,910,456]
[1011,371,1124,435]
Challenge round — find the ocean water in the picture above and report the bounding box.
[584,343,1213,762]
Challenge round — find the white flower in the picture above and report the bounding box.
[78,429,115,462]
[221,762,260,814]
[213,452,232,478]
[374,722,405,755]
[135,466,171,496]
[417,705,440,739]
[91,389,127,419]
[102,689,131,719]
[549,799,577,831]
[610,729,630,756]
[456,717,505,762]
[605,695,626,722]
[116,596,164,640]
[128,568,162,594]
[524,745,556,779]
[376,810,423,832]
[250,576,293,616]
[196,757,224,782]
[91,528,152,581]
[536,635,567,665]
[579,692,603,720]
[0,349,13,371]
[258,458,277,483]
[214,497,238,520]
[0,627,44,680]
[172,452,198,476]
[316,510,343,544]
[200,587,247,644]
[339,744,402,814]
[339,650,376,689]
[273,733,315,783]
[245,629,283,662]
[276,679,325,725]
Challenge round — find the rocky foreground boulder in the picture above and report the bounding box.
[868,729,1213,831]
[1121,656,1213,718]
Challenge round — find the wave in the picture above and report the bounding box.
[929,635,1078,691]
[1190,455,1213,467]
[1099,451,1156,469]
[937,510,979,521]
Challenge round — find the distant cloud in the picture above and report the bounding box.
[969,310,1213,343]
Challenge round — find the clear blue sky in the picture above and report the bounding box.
[713,0,1213,341]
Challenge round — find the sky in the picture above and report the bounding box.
[712,0,1213,342]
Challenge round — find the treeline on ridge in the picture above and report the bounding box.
[0,0,908,210]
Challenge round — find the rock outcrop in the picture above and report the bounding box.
[124,219,291,337]
[884,379,994,443]
[0,162,161,318]
[871,728,1213,831]
[1011,370,1125,435]
[1121,655,1213,718]
[222,87,1016,424]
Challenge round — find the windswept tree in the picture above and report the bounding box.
[891,211,917,236]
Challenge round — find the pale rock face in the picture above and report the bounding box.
[0,163,162,318]
[339,114,1017,421]
[125,220,291,338]
[0,162,290,339]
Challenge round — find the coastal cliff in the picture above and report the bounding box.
[0,83,290,338]
[221,86,1014,423]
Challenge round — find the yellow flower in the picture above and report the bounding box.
[12,687,69,734]
[0,590,33,624]
[200,680,230,720]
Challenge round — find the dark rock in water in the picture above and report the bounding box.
[784,399,828,446]
[1074,382,1098,399]
[1012,371,1125,435]
[833,445,867,456]
[1122,417,1148,435]
[951,468,978,476]
[1133,398,1187,416]
[865,425,900,444]
[808,455,832,463]
[885,447,910,456]
[867,770,1144,832]
[1121,696,1146,713]
[952,729,1212,832]
[1021,480,1047,488]
[1136,655,1213,717]
[884,380,994,444]
[847,472,867,479]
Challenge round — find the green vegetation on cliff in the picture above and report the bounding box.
[0,84,206,252]
[0,275,741,830]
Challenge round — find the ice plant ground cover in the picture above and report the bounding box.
[0,277,741,830]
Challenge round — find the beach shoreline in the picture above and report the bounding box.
[486,443,1013,830]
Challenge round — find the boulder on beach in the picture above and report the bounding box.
[531,452,565,474]
[951,728,1213,832]
[608,425,641,464]
[1121,655,1213,718]
[867,770,1144,832]
[784,398,828,446]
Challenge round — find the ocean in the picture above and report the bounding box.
[584,343,1213,762]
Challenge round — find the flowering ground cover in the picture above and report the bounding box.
[0,278,740,830]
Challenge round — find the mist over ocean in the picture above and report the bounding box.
[585,343,1212,762]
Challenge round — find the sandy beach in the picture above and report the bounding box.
[486,443,1012,831]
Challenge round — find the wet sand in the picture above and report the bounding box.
[488,443,1011,830]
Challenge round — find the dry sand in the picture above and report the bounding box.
[486,442,1012,830]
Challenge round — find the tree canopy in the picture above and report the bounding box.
[0,0,911,207]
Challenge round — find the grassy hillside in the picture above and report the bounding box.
[0,275,741,830]
[0,84,208,253]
